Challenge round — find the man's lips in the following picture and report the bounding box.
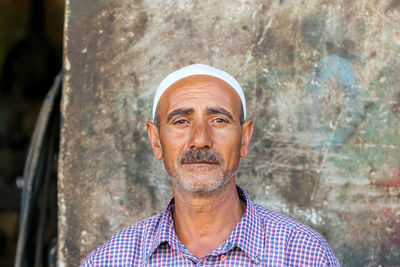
[182,161,219,165]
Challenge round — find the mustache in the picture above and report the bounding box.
[179,149,222,164]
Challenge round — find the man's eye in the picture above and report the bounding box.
[173,119,188,125]
[214,118,227,123]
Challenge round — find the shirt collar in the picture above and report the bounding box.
[144,185,264,264]
[145,197,179,260]
[224,185,264,264]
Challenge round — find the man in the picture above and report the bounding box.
[81,64,340,266]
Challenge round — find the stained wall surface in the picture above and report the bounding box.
[60,1,400,266]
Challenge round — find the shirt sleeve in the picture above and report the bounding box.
[285,230,341,266]
[79,254,94,267]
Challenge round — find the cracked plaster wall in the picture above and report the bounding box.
[59,0,400,266]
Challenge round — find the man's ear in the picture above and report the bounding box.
[240,120,253,158]
[146,122,163,160]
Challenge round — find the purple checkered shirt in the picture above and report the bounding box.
[81,186,340,266]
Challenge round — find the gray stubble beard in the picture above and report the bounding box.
[167,167,238,197]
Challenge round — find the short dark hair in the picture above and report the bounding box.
[154,104,245,130]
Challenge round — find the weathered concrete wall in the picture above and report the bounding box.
[60,0,400,266]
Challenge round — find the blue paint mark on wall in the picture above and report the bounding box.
[304,55,364,146]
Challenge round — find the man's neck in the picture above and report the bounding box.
[172,179,246,259]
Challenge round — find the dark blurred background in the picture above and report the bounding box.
[0,0,64,266]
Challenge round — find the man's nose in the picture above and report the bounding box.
[189,121,212,149]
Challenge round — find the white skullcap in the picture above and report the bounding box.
[152,64,246,120]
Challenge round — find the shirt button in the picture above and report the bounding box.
[178,252,183,258]
[221,255,226,261]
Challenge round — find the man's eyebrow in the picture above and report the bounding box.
[207,107,234,120]
[167,108,194,122]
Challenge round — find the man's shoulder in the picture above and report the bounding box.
[252,203,340,266]
[80,213,163,266]
[254,203,323,239]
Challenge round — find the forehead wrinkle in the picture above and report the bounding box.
[159,76,242,122]
[166,75,241,102]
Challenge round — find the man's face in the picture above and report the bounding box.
[147,75,253,196]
